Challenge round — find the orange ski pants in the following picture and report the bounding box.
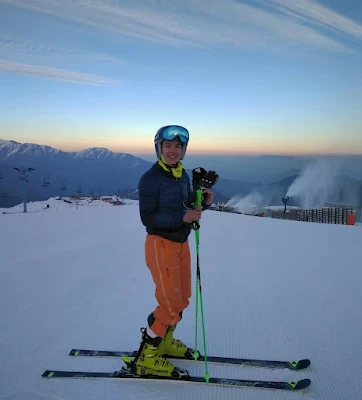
[145,234,191,338]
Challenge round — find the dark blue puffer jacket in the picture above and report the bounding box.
[138,162,192,243]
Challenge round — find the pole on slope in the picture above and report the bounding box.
[193,188,209,383]
[14,167,35,213]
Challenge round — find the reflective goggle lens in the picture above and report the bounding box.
[161,126,189,143]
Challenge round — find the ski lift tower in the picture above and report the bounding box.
[42,175,50,188]
[14,167,35,212]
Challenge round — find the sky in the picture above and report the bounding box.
[0,0,362,156]
[1,197,362,400]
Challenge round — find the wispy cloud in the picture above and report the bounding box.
[0,33,125,64]
[267,0,362,40]
[0,59,120,86]
[1,0,360,53]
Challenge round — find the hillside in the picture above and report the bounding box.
[1,139,362,209]
[1,199,362,399]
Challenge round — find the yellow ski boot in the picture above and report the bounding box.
[159,325,194,358]
[133,328,188,378]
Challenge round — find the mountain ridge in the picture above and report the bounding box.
[1,138,361,209]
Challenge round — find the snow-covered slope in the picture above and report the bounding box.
[0,139,62,157]
[0,202,361,399]
[0,139,22,155]
[0,196,137,213]
[70,147,127,161]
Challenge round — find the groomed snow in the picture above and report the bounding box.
[1,199,362,400]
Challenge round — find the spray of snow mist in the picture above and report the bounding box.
[226,191,264,214]
[286,158,342,209]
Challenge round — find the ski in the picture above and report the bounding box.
[42,369,311,391]
[69,348,310,370]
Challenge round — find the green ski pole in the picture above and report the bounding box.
[193,188,209,383]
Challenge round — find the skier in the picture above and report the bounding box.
[134,125,215,378]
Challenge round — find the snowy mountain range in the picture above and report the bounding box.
[0,139,154,207]
[1,139,361,209]
[0,139,142,165]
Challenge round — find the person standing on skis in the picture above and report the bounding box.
[134,125,216,378]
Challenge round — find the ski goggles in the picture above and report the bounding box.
[156,125,189,144]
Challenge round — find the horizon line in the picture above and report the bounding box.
[1,138,362,157]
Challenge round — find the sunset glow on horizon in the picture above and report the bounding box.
[2,133,361,157]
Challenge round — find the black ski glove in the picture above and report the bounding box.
[192,167,219,190]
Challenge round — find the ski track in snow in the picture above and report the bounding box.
[1,200,362,399]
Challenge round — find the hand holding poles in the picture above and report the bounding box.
[185,167,219,230]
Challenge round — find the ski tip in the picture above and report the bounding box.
[289,378,311,390]
[69,349,79,356]
[289,359,311,370]
[42,370,55,378]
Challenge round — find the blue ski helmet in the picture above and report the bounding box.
[154,125,189,160]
